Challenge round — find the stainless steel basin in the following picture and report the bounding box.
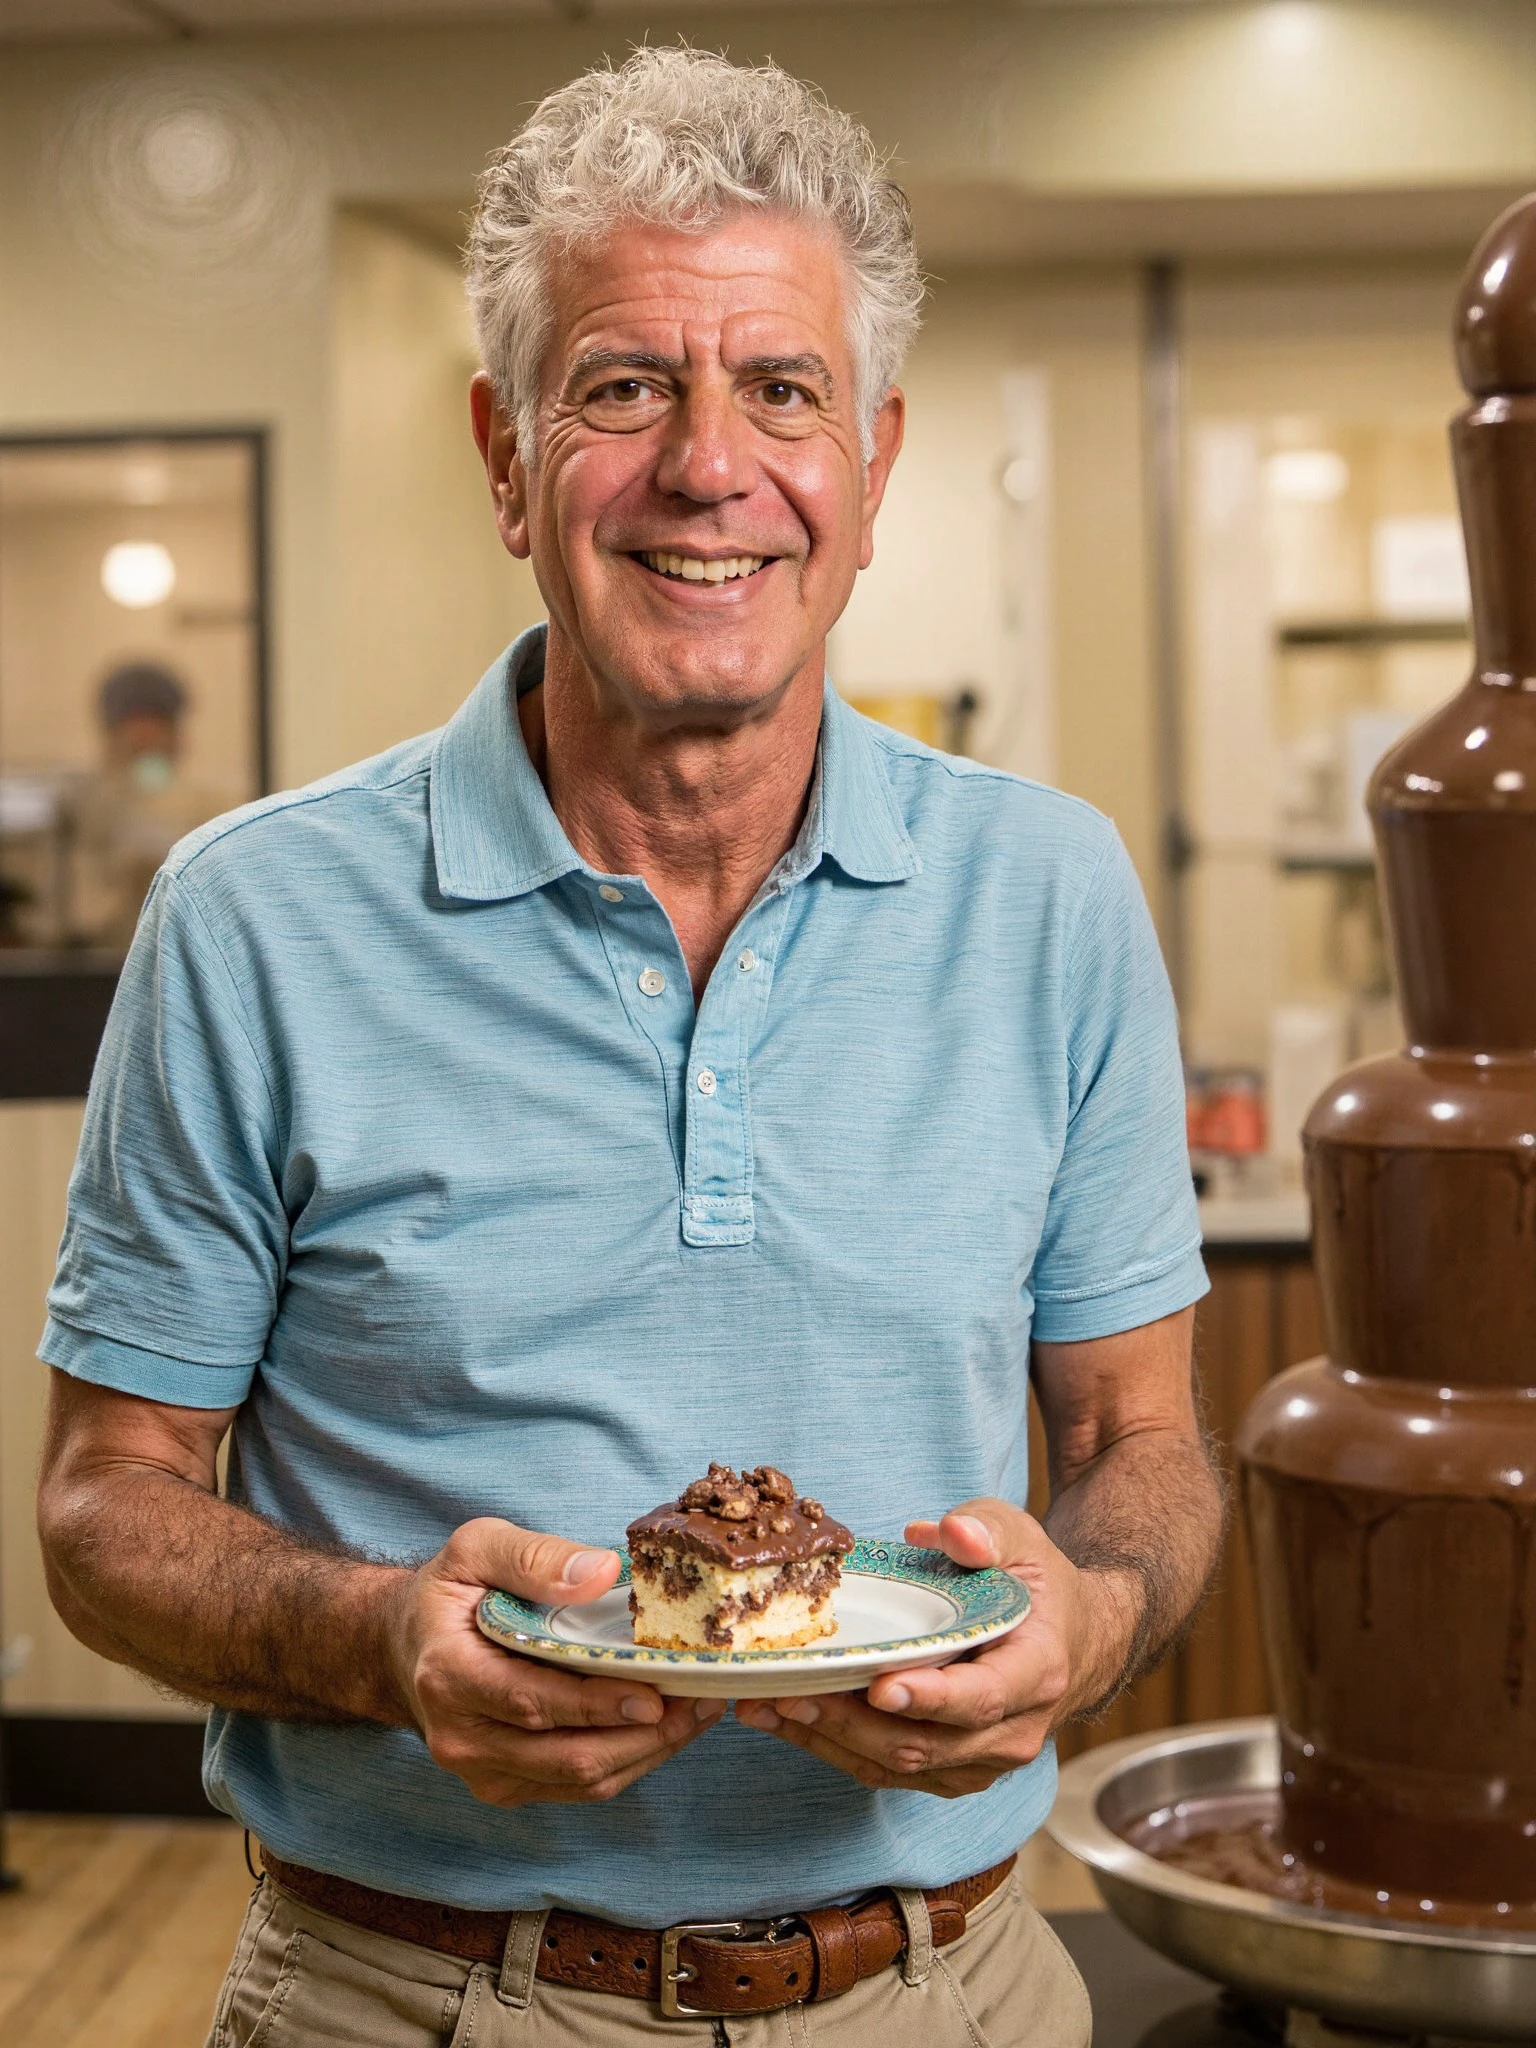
[1048,1718,1536,2042]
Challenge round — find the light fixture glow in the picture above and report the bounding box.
[1259,2,1325,58]
[101,540,175,609]
[1484,255,1511,294]
[1265,448,1348,504]
[1495,769,1526,793]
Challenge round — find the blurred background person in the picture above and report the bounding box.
[68,659,218,949]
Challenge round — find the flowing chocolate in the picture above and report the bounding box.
[1237,193,1536,1908]
[626,1461,854,1571]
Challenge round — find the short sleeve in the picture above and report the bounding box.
[40,868,287,1407]
[1029,830,1208,1342]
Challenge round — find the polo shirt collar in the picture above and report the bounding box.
[429,625,919,903]
[811,678,922,885]
[430,629,579,902]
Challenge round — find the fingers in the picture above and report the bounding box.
[740,1664,1048,1769]
[867,1629,1065,1729]
[467,1715,721,1808]
[465,1637,676,1731]
[734,1702,1010,1800]
[441,1516,621,1607]
[439,1695,726,1801]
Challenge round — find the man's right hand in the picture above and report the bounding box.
[385,1517,721,1807]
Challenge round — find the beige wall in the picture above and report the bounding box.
[332,211,545,763]
[835,265,1158,884]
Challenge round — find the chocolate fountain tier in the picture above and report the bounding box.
[1305,1052,1536,1385]
[1372,700,1536,1053]
[1049,1722,1536,2043]
[1240,1362,1536,1899]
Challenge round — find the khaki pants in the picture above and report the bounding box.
[206,1869,1090,2048]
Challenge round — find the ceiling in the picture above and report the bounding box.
[1,0,1198,41]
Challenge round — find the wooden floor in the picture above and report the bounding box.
[0,1817,1100,2046]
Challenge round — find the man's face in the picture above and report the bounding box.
[106,712,179,768]
[473,213,903,730]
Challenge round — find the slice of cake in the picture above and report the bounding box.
[626,1463,854,1652]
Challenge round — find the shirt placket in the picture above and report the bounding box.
[585,869,794,1249]
[681,887,792,1248]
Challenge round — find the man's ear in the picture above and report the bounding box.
[857,387,906,572]
[469,371,531,561]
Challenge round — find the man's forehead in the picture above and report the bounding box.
[551,218,847,357]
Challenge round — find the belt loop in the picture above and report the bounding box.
[893,1889,933,1986]
[497,1908,551,2009]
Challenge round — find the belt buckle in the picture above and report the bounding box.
[659,1919,746,2019]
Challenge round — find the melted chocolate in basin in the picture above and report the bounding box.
[1123,1791,1536,1935]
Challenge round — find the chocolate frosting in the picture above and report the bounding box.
[627,1463,854,1569]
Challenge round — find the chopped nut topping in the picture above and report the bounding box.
[746,1465,795,1503]
[800,1498,824,1522]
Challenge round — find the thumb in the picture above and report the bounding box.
[442,1517,622,1606]
[905,1499,1043,1576]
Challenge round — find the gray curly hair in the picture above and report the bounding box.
[466,46,923,463]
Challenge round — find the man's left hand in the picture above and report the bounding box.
[733,1499,1139,1797]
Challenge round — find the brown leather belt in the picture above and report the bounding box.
[261,1849,1016,2020]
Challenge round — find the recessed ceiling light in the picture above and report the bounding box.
[102,540,176,609]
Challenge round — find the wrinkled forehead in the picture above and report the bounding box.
[543,213,854,378]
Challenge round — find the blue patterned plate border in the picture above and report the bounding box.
[476,1540,1031,1698]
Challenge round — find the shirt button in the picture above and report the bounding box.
[638,967,666,997]
[696,1068,718,1096]
[737,948,758,973]
[598,884,624,903]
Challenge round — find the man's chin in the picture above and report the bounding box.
[561,620,817,729]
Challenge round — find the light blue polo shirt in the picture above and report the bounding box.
[43,624,1205,1922]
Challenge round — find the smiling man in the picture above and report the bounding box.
[36,49,1220,2048]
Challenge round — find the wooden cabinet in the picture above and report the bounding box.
[1043,1247,1322,1762]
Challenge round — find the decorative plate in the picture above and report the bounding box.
[476,1539,1031,1698]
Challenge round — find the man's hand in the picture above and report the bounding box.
[736,1309,1223,1797]
[37,1373,719,1809]
[386,1518,720,1807]
[734,1500,1136,1796]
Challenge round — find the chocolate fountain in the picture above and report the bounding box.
[1050,196,1536,2043]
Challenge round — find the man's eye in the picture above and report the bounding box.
[603,380,650,403]
[760,382,804,408]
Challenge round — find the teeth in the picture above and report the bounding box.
[641,552,765,583]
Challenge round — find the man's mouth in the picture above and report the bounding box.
[633,551,770,585]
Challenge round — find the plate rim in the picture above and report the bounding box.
[476,1537,1030,1672]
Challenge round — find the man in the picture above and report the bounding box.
[69,660,215,947]
[37,48,1221,2047]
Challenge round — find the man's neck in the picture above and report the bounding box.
[520,636,824,999]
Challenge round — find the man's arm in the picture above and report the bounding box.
[38,1369,718,1805]
[734,1305,1224,1793]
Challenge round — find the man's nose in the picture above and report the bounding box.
[652,380,757,502]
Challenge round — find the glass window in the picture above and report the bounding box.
[0,433,266,956]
